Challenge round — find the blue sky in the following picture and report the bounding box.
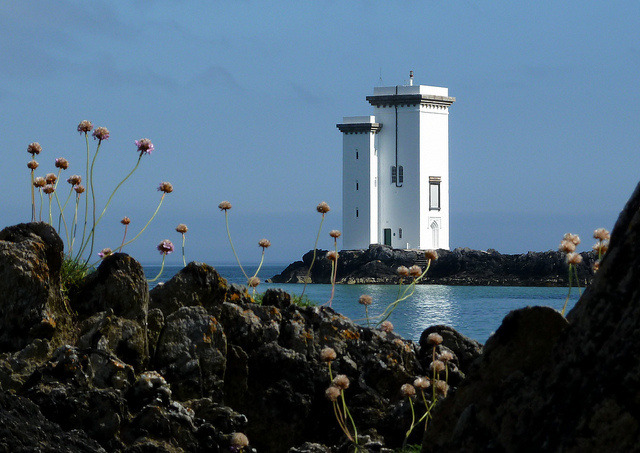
[1,1,638,268]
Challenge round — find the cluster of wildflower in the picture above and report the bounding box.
[321,347,359,448]
[558,233,582,316]
[592,228,610,271]
[218,201,271,299]
[401,332,452,447]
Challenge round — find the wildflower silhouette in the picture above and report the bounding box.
[372,250,438,326]
[219,201,248,280]
[119,217,131,252]
[321,348,359,449]
[247,238,271,296]
[148,239,174,282]
[358,294,373,327]
[176,223,188,266]
[592,228,610,272]
[326,250,339,307]
[301,201,330,299]
[116,181,173,251]
[27,142,42,221]
[559,233,582,316]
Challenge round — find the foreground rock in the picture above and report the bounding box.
[0,230,478,452]
[270,246,595,286]
[421,180,640,452]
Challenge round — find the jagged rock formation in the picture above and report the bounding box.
[269,245,595,286]
[421,180,640,452]
[0,223,476,452]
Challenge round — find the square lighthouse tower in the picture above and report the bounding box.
[337,72,455,251]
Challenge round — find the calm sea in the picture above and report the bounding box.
[144,264,580,344]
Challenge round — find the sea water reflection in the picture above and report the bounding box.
[146,265,580,344]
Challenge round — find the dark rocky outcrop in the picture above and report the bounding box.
[2,179,640,453]
[1,225,460,452]
[421,180,640,452]
[269,245,595,286]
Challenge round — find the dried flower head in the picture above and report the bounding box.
[42,184,55,195]
[435,380,449,397]
[316,201,330,214]
[33,177,46,188]
[247,276,260,288]
[320,347,337,362]
[559,239,576,254]
[135,138,154,155]
[121,217,131,225]
[74,185,85,194]
[593,260,600,272]
[230,432,249,448]
[358,294,372,306]
[55,158,69,170]
[176,223,188,233]
[332,374,350,390]
[27,160,39,170]
[258,238,271,248]
[67,174,82,185]
[98,248,112,258]
[401,383,416,397]
[325,385,341,402]
[397,266,409,276]
[439,351,454,362]
[426,332,443,346]
[92,127,110,141]
[329,230,341,238]
[425,249,438,261]
[592,241,609,255]
[430,360,446,373]
[45,173,57,184]
[593,228,610,241]
[566,252,583,265]
[414,376,431,390]
[157,239,174,255]
[563,233,581,246]
[409,265,422,277]
[27,142,42,155]
[326,250,339,262]
[157,181,173,193]
[380,320,394,332]
[77,120,93,133]
[218,201,232,211]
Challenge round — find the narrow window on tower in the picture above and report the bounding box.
[398,166,404,184]
[399,228,403,239]
[356,207,359,218]
[356,180,359,191]
[391,166,397,183]
[429,177,441,210]
[356,149,359,160]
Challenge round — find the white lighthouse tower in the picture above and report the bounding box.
[337,72,455,251]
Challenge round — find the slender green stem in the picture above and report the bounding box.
[561,263,573,316]
[30,170,36,222]
[39,189,43,221]
[119,224,129,252]
[181,234,186,267]
[54,191,70,248]
[301,213,326,298]
[48,195,53,225]
[341,391,358,445]
[69,194,80,256]
[147,254,166,282]
[117,193,166,249]
[403,397,416,449]
[79,132,91,259]
[87,139,104,259]
[225,210,248,280]
[96,154,142,227]
[251,249,266,281]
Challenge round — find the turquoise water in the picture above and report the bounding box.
[145,264,580,344]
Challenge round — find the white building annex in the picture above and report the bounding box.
[337,72,455,251]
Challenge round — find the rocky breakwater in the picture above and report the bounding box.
[0,221,482,452]
[270,245,596,286]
